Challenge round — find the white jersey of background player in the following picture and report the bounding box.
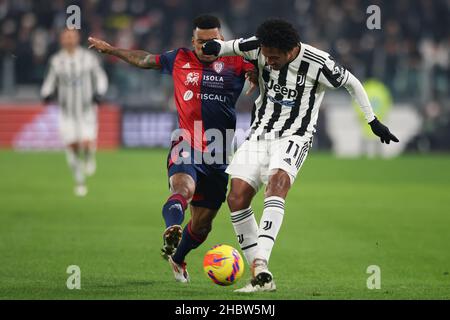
[41,29,108,196]
[202,19,398,293]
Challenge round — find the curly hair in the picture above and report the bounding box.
[256,19,300,52]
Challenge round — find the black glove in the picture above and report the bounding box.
[202,40,221,56]
[93,94,103,105]
[369,117,399,144]
[42,96,52,104]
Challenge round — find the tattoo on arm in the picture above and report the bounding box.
[109,48,160,69]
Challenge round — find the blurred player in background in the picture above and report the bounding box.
[41,29,108,197]
[203,19,399,292]
[88,15,256,283]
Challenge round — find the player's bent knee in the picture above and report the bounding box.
[227,191,252,211]
[170,175,195,200]
[172,185,194,201]
[68,143,80,152]
[265,170,291,198]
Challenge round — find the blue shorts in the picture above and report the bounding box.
[167,145,228,210]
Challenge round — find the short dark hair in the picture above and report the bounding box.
[193,14,221,30]
[256,19,300,52]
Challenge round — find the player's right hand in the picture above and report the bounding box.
[202,40,221,56]
[88,37,113,54]
[42,96,52,106]
[245,70,258,95]
[92,94,104,105]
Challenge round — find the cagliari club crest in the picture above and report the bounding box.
[185,72,199,86]
[212,61,224,74]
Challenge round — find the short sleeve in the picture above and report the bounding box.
[157,49,179,74]
[318,55,349,89]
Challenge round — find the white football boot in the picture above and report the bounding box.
[85,159,96,177]
[168,256,190,283]
[161,225,182,260]
[234,258,276,293]
[74,184,88,197]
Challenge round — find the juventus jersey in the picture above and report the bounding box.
[41,47,108,119]
[229,37,349,141]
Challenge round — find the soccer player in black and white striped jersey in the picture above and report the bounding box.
[203,19,398,292]
[41,29,108,197]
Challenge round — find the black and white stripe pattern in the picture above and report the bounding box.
[258,197,285,245]
[41,48,108,120]
[263,64,289,134]
[249,67,271,136]
[303,48,326,65]
[241,242,258,251]
[230,207,259,258]
[278,60,310,137]
[295,142,310,169]
[263,199,285,212]
[258,234,275,242]
[294,71,321,137]
[236,41,349,141]
[231,207,254,224]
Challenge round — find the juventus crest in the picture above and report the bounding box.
[297,74,305,86]
[262,221,273,231]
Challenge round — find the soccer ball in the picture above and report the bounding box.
[203,244,244,286]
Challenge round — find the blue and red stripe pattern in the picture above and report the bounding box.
[156,48,254,153]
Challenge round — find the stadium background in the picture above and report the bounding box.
[1,0,448,153]
[0,0,449,300]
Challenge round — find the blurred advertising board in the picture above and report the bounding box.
[0,104,120,150]
[121,109,252,148]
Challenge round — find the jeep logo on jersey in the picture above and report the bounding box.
[212,61,224,74]
[184,72,200,86]
[266,79,298,99]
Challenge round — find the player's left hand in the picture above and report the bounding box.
[245,70,258,95]
[369,117,399,144]
[202,40,221,56]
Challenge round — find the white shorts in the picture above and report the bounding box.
[59,111,98,145]
[226,135,312,192]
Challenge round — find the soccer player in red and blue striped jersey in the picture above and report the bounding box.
[89,15,255,283]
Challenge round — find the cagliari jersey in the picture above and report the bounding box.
[155,48,253,151]
[224,37,350,141]
[41,47,108,118]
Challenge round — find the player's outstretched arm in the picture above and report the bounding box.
[202,37,260,60]
[344,73,399,144]
[88,37,160,69]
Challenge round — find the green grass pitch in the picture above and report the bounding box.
[1,149,449,299]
